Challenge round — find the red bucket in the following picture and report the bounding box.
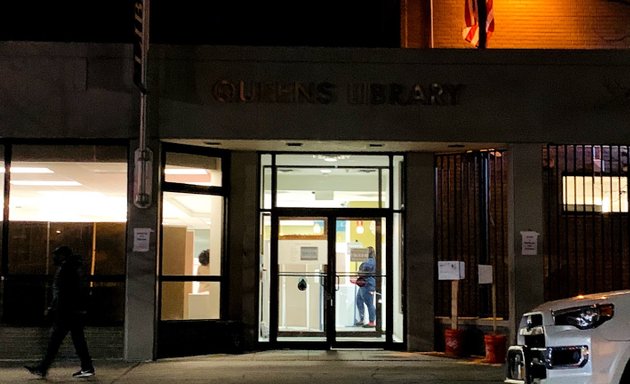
[444,328,465,357]
[484,334,507,363]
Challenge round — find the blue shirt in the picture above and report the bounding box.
[358,256,376,290]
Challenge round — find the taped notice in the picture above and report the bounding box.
[133,227,152,252]
[521,231,539,255]
[438,261,465,280]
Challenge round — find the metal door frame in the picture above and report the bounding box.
[269,208,394,349]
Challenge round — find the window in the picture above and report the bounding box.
[563,175,628,213]
[545,144,630,300]
[3,144,127,325]
[160,146,227,321]
[268,154,391,208]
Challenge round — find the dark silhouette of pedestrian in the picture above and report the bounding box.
[25,246,95,378]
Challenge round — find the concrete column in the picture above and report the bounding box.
[227,151,259,350]
[405,152,435,351]
[124,139,160,361]
[507,144,544,341]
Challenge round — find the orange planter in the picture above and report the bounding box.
[444,328,465,357]
[484,333,507,363]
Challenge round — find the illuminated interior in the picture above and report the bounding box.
[563,175,628,213]
[8,162,222,225]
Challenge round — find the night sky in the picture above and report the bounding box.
[0,0,400,47]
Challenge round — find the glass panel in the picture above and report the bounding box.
[0,146,4,275]
[392,213,404,343]
[9,160,127,222]
[393,155,404,210]
[277,217,327,342]
[161,149,226,324]
[165,152,222,187]
[161,281,220,320]
[335,218,386,342]
[5,145,127,325]
[275,154,390,208]
[162,192,223,276]
[260,154,272,210]
[89,281,125,325]
[259,213,271,341]
[3,278,47,325]
[8,222,126,276]
[563,175,628,213]
[93,222,127,275]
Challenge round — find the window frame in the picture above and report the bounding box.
[0,140,128,326]
[158,143,230,321]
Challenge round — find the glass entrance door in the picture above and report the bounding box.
[333,218,386,343]
[275,215,387,346]
[258,152,405,348]
[276,216,328,342]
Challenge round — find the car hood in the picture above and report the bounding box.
[524,290,630,341]
[532,290,630,313]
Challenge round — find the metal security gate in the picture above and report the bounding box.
[543,145,630,301]
[434,151,509,319]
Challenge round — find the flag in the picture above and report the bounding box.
[463,0,494,47]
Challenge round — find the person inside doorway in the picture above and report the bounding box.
[355,246,376,328]
[196,249,211,293]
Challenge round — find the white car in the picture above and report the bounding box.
[505,290,630,384]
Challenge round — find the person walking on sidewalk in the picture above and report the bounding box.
[25,246,95,378]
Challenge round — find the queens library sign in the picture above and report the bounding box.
[212,80,464,106]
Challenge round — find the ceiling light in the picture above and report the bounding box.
[21,191,127,222]
[11,180,81,186]
[0,167,54,174]
[164,168,208,175]
[313,155,351,162]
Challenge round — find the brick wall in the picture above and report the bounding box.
[404,0,630,49]
[0,327,123,360]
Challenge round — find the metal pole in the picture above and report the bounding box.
[133,0,152,208]
[477,0,487,49]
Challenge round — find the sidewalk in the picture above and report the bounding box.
[0,350,506,384]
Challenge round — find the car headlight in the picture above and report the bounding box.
[553,303,614,330]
